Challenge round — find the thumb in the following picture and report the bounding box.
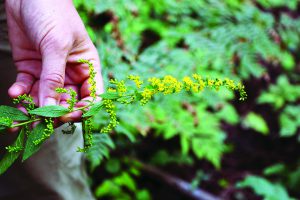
[39,52,67,106]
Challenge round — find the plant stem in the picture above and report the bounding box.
[73,104,92,112]
[11,118,41,128]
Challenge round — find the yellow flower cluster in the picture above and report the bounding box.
[13,94,35,110]
[84,118,93,150]
[101,99,119,133]
[5,145,23,153]
[110,79,127,95]
[184,74,206,92]
[214,79,223,90]
[78,59,97,100]
[148,75,182,94]
[138,74,247,105]
[128,75,143,88]
[56,88,77,111]
[140,88,155,105]
[34,118,54,145]
[224,78,236,90]
[182,76,193,90]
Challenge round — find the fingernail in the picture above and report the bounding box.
[42,97,57,106]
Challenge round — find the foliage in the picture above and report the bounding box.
[242,112,269,135]
[95,169,151,200]
[73,0,300,198]
[237,175,295,200]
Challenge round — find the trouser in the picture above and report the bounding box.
[0,2,95,200]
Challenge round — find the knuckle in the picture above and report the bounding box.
[43,73,64,87]
[40,35,72,54]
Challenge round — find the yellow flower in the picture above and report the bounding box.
[140,88,154,105]
[224,78,236,90]
[192,74,202,81]
[214,79,223,91]
[191,83,199,92]
[101,99,118,133]
[161,75,182,94]
[157,83,165,92]
[183,76,193,91]
[148,77,161,87]
[207,79,214,87]
[110,79,127,95]
[128,75,143,88]
[78,59,97,100]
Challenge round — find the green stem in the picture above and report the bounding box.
[73,104,92,112]
[11,118,41,128]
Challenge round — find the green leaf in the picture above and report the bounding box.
[243,112,269,135]
[279,113,297,137]
[0,128,25,175]
[86,134,115,170]
[264,163,286,176]
[100,92,120,100]
[237,175,295,200]
[22,122,47,161]
[82,101,103,117]
[216,104,239,125]
[95,180,122,198]
[0,105,29,121]
[29,105,69,117]
[180,136,189,155]
[115,172,136,191]
[115,124,136,142]
[281,52,295,70]
[105,159,121,174]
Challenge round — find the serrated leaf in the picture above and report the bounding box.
[22,122,47,161]
[0,128,25,175]
[86,134,115,170]
[29,105,69,117]
[100,92,120,100]
[0,105,29,121]
[82,101,103,117]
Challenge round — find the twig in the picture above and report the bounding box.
[133,159,221,200]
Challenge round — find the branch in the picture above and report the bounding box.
[134,159,221,200]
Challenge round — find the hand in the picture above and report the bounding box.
[5,0,103,122]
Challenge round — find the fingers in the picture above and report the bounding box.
[39,51,67,106]
[8,72,35,98]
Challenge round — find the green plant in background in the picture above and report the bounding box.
[237,175,295,200]
[71,1,300,199]
[0,59,246,175]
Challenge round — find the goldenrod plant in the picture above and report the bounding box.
[0,59,246,174]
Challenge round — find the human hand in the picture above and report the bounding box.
[5,0,103,122]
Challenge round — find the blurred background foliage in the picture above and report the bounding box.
[74,0,300,199]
